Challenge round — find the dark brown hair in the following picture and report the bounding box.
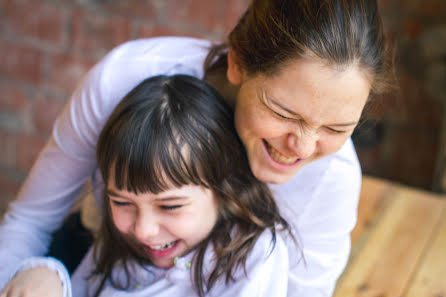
[93,75,291,296]
[205,0,393,100]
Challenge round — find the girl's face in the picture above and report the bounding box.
[228,55,371,184]
[107,181,218,269]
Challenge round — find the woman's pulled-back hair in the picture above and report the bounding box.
[93,75,290,297]
[205,0,393,98]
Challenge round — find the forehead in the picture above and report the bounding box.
[257,58,372,124]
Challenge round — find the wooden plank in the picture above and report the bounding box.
[334,186,446,297]
[351,176,393,247]
[404,209,446,297]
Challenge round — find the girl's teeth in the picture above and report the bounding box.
[150,241,176,251]
[266,143,298,164]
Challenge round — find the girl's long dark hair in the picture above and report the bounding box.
[93,75,292,296]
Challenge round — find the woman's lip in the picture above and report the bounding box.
[145,240,180,258]
[262,140,302,169]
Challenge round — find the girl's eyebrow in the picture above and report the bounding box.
[106,189,190,202]
[154,196,189,202]
[106,189,129,199]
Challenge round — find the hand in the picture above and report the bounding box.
[0,267,63,297]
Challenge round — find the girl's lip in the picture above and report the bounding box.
[145,240,180,258]
[262,140,302,170]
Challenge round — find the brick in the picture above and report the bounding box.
[0,40,43,84]
[103,0,158,19]
[16,133,47,172]
[47,53,96,94]
[398,0,446,18]
[136,23,205,39]
[166,0,225,31]
[404,19,424,40]
[224,0,250,33]
[0,129,17,168]
[3,0,66,46]
[0,172,22,210]
[0,83,29,112]
[32,94,66,135]
[71,10,132,57]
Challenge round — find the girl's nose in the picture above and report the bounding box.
[287,130,318,159]
[133,212,160,241]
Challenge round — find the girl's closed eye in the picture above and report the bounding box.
[110,199,131,207]
[159,204,183,211]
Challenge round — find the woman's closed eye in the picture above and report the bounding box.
[325,127,348,134]
[272,110,298,122]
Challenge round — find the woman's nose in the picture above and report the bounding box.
[287,130,318,159]
[133,212,159,241]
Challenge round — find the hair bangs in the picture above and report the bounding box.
[103,101,214,195]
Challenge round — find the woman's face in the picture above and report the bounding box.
[229,56,371,184]
[107,181,218,269]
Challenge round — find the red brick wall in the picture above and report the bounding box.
[0,0,250,211]
[0,0,445,210]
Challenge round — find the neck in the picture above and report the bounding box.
[204,68,239,110]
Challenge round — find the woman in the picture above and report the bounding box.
[0,0,392,296]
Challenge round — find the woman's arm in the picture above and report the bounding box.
[0,37,210,290]
[0,257,72,297]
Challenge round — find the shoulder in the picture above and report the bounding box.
[245,229,289,270]
[270,138,361,212]
[92,36,213,108]
[100,36,212,74]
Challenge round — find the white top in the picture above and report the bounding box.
[68,230,288,297]
[0,37,362,296]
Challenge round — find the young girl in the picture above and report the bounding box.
[0,0,394,296]
[40,74,290,297]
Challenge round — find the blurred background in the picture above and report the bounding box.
[0,0,445,214]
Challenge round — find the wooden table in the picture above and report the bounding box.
[334,176,446,297]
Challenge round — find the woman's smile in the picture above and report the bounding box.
[263,140,301,166]
[230,55,371,184]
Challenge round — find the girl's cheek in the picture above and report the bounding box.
[111,210,133,234]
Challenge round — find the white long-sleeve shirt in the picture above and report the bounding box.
[0,37,362,296]
[71,230,288,297]
[12,230,288,297]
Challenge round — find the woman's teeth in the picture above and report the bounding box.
[150,241,177,251]
[266,142,299,164]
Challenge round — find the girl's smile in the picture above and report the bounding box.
[107,182,218,269]
[144,240,181,259]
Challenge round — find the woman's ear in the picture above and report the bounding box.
[227,48,244,86]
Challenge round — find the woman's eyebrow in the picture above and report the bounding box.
[268,97,301,117]
[269,97,359,126]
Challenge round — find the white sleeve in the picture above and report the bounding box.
[8,257,72,297]
[286,144,361,297]
[211,231,289,297]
